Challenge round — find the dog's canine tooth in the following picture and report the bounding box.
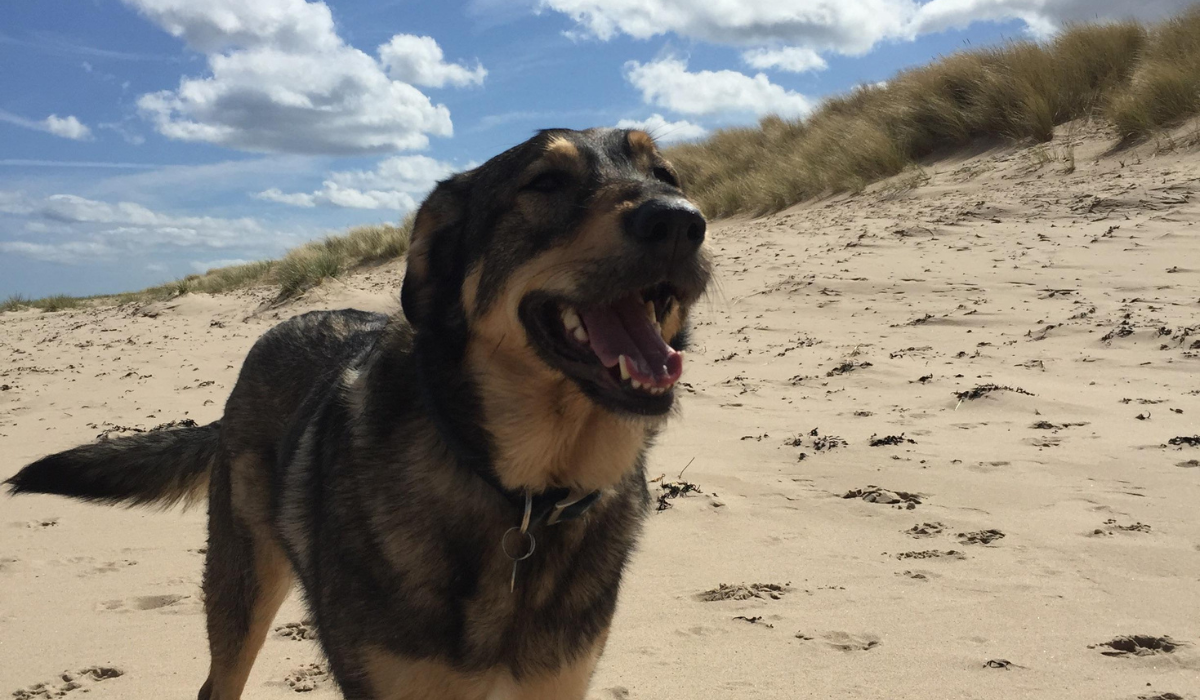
[644,300,655,322]
[618,355,631,380]
[562,307,582,331]
[573,326,589,343]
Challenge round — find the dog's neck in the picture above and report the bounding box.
[409,326,654,497]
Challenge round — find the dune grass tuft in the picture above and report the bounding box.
[668,9,1200,218]
[1,295,30,313]
[31,295,83,312]
[1109,7,1200,139]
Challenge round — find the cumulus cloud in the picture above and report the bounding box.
[542,0,1197,56]
[742,46,828,73]
[615,114,708,143]
[256,155,458,210]
[540,0,918,52]
[123,0,482,155]
[0,241,115,265]
[378,35,487,88]
[42,115,94,140]
[0,190,287,267]
[912,0,1193,38]
[0,109,93,140]
[625,58,813,117]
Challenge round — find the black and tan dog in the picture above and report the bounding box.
[6,128,710,699]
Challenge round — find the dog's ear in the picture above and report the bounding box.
[401,175,470,328]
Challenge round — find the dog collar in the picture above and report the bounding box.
[531,487,601,526]
[504,488,600,592]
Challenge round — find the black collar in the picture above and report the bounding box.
[529,488,602,527]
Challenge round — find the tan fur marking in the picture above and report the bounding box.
[626,130,657,169]
[363,632,606,700]
[203,454,294,700]
[464,202,654,492]
[544,135,581,162]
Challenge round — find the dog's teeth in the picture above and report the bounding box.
[561,307,582,331]
[618,355,631,381]
[573,326,589,343]
[645,300,656,322]
[631,378,642,390]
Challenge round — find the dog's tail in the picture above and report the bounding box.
[5,421,220,508]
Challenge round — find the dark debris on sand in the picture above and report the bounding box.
[1167,435,1200,447]
[955,384,1035,402]
[869,433,916,447]
[656,480,703,512]
[826,361,873,377]
[845,486,922,508]
[698,582,790,602]
[958,529,1006,545]
[905,522,945,538]
[896,549,964,560]
[983,659,1020,670]
[1092,635,1186,657]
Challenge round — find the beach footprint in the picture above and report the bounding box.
[822,631,882,652]
[275,621,318,641]
[11,666,124,699]
[84,559,138,576]
[284,663,331,693]
[98,593,196,613]
[11,517,59,529]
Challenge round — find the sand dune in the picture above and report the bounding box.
[2,123,1198,699]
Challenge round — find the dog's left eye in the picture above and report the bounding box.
[523,171,569,193]
[652,167,679,188]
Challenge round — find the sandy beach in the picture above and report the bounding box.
[3,123,1198,699]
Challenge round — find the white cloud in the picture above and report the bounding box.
[912,0,1193,38]
[541,0,1197,57]
[540,0,918,52]
[378,35,487,88]
[122,0,482,155]
[615,114,708,143]
[0,191,287,262]
[0,241,115,265]
[625,58,813,117]
[256,154,457,210]
[742,46,828,73]
[42,115,93,140]
[0,109,94,140]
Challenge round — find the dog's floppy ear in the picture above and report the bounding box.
[401,174,470,328]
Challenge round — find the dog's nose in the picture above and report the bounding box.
[626,199,706,254]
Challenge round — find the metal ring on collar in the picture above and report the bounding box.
[501,527,536,561]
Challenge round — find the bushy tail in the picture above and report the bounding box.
[5,422,220,508]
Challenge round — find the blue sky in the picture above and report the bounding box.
[1,0,1193,298]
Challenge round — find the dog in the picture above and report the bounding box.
[6,128,711,699]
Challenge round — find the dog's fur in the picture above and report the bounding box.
[6,128,710,700]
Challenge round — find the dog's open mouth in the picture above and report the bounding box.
[521,283,683,414]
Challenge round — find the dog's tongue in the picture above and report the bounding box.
[581,293,682,387]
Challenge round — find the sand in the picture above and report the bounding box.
[2,123,1199,699]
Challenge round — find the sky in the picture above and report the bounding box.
[1,0,1195,298]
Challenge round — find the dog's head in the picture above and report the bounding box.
[402,128,710,419]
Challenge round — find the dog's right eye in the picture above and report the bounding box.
[522,171,569,194]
